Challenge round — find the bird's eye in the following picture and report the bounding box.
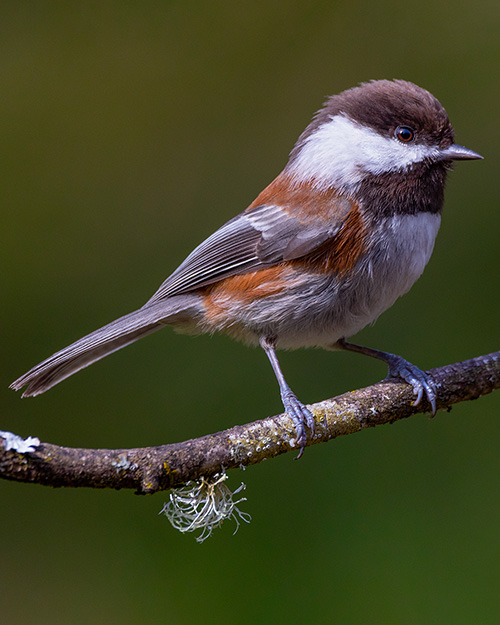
[395,125,415,143]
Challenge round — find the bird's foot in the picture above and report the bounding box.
[384,355,437,415]
[280,390,315,459]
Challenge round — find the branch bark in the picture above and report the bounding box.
[1,351,499,494]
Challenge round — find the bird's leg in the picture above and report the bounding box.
[336,338,437,415]
[260,336,315,458]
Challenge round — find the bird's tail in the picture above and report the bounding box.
[10,295,202,397]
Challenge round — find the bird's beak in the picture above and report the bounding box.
[436,144,483,162]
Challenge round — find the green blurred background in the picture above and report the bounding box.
[1,2,499,623]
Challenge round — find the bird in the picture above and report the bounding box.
[10,79,482,457]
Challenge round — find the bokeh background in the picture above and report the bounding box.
[1,2,499,623]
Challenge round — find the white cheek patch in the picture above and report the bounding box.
[289,115,439,190]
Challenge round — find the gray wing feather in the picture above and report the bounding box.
[147,204,342,303]
[147,214,262,303]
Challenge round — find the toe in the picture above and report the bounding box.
[281,391,315,457]
[387,357,438,415]
[412,383,424,406]
[405,370,437,415]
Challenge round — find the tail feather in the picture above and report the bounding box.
[10,295,201,397]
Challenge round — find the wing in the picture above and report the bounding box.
[146,199,351,304]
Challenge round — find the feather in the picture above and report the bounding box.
[147,192,354,303]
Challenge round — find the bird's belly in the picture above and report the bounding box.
[200,213,441,349]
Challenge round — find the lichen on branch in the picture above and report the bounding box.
[1,351,499,494]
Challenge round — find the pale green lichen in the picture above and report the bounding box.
[0,430,40,453]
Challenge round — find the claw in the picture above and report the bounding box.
[281,390,315,459]
[385,356,437,415]
[412,385,424,407]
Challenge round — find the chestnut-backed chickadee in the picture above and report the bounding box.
[11,79,482,456]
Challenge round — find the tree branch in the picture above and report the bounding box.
[1,351,499,494]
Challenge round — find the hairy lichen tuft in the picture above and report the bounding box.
[159,472,251,543]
